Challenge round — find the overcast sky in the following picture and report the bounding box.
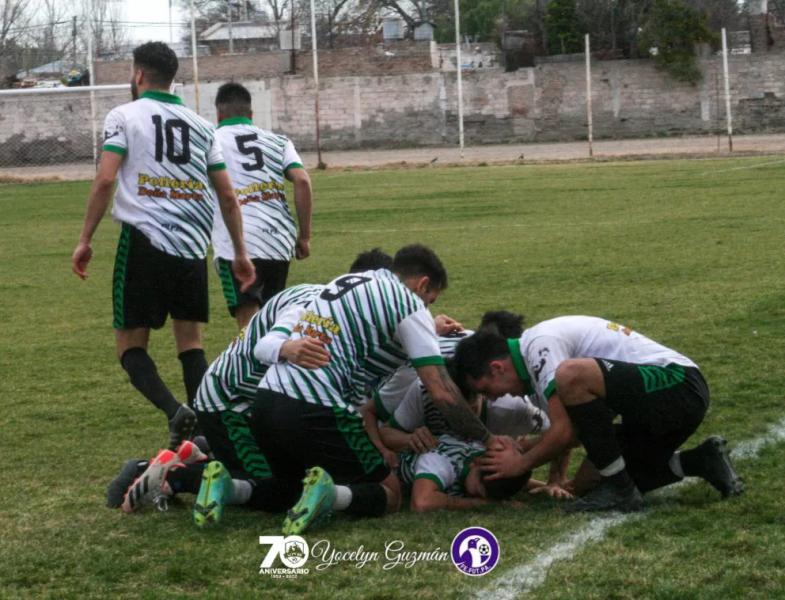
[124,0,187,43]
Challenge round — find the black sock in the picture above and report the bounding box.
[179,348,207,407]
[678,441,713,477]
[565,398,624,475]
[246,478,300,513]
[167,463,205,494]
[345,483,387,518]
[121,347,181,419]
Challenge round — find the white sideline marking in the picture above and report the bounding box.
[475,416,785,599]
[697,157,785,177]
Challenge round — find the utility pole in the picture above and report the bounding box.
[72,16,78,66]
[228,0,234,54]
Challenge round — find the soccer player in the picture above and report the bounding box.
[71,42,254,449]
[400,434,531,513]
[212,82,313,328]
[251,244,494,533]
[453,316,745,512]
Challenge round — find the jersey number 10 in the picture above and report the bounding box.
[152,115,191,165]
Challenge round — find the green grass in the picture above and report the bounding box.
[2,156,785,599]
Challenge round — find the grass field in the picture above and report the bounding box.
[2,156,785,599]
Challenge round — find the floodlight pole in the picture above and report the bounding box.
[310,0,324,168]
[721,28,733,152]
[454,0,464,158]
[190,0,201,114]
[585,33,593,157]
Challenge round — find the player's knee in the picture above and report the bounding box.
[381,473,402,513]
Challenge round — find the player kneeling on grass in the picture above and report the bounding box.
[453,316,745,513]
[108,249,394,523]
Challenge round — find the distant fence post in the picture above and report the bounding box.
[721,28,734,152]
[190,0,201,114]
[454,0,465,158]
[585,33,594,158]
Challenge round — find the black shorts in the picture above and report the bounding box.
[195,407,273,481]
[215,257,289,317]
[251,388,389,487]
[112,223,208,329]
[597,358,709,492]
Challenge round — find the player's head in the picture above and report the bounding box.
[445,357,476,403]
[464,457,531,500]
[478,310,525,338]
[392,244,447,305]
[215,82,253,121]
[131,42,178,99]
[453,331,522,400]
[349,248,393,273]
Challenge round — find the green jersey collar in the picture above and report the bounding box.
[140,90,184,105]
[507,338,533,395]
[218,116,253,128]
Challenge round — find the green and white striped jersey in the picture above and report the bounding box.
[398,434,485,496]
[373,330,474,421]
[194,283,323,413]
[103,90,225,259]
[212,118,303,261]
[259,269,444,412]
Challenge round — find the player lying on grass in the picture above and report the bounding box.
[249,244,497,534]
[400,434,531,512]
[361,310,526,469]
[453,316,745,513]
[107,249,392,520]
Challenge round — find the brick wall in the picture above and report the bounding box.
[4,51,785,165]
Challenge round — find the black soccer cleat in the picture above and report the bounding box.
[695,436,745,498]
[107,459,149,508]
[564,479,644,514]
[168,404,198,451]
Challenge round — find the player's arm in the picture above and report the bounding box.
[360,401,399,469]
[72,151,123,279]
[410,478,487,513]
[480,394,574,481]
[417,364,492,444]
[209,168,254,292]
[253,308,330,368]
[285,166,312,260]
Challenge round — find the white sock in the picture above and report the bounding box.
[599,456,626,477]
[228,479,253,505]
[332,485,352,511]
[669,453,685,478]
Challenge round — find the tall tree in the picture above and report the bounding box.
[545,0,583,54]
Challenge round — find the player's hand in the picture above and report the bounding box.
[295,237,310,260]
[408,427,438,454]
[480,443,527,481]
[434,314,463,336]
[529,483,574,500]
[381,447,399,470]
[71,242,93,279]
[232,254,256,292]
[280,338,330,369]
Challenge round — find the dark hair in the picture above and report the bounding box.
[445,358,474,402]
[452,331,510,380]
[132,42,178,87]
[392,244,448,291]
[479,311,525,339]
[215,82,252,117]
[349,248,393,272]
[484,470,532,500]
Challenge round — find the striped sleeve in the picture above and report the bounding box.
[102,108,127,155]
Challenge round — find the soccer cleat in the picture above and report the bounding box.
[168,404,198,450]
[282,467,336,535]
[192,435,211,455]
[564,479,644,513]
[696,436,745,498]
[121,449,179,513]
[193,461,233,527]
[176,439,208,465]
[107,459,148,508]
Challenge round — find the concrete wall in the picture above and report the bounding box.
[3,51,785,165]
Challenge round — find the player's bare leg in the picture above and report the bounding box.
[234,302,259,330]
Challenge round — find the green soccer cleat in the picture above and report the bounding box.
[282,467,336,535]
[193,461,232,527]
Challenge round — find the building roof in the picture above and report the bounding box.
[199,21,278,42]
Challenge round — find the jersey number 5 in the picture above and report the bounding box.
[152,115,191,165]
[235,134,265,171]
[320,275,371,301]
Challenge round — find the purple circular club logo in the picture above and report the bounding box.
[450,527,500,576]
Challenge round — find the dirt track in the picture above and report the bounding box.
[3,133,785,182]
